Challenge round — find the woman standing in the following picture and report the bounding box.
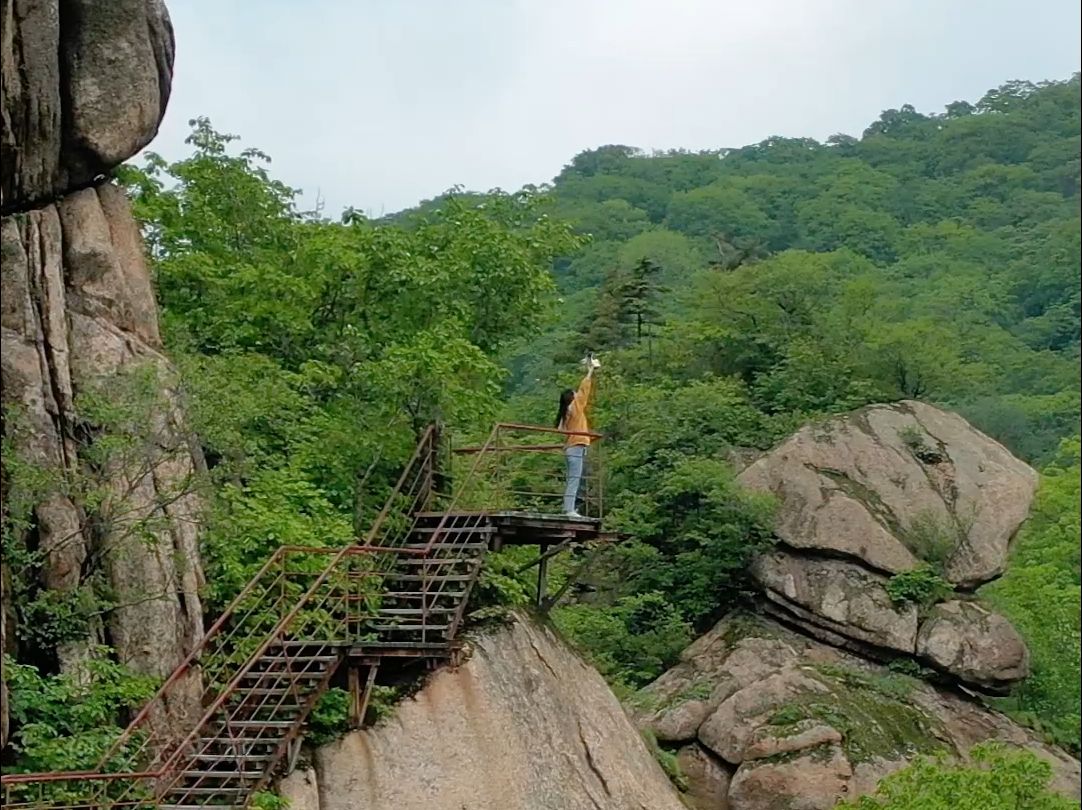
[555,355,600,517]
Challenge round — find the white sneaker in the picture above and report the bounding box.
[566,510,583,519]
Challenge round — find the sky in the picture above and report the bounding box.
[151,0,1081,217]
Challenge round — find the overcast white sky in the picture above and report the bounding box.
[151,0,1081,217]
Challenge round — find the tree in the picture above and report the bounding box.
[664,184,773,245]
[983,437,1081,752]
[839,743,1076,810]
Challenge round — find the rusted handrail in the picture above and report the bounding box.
[495,422,604,438]
[7,423,441,794]
[2,420,606,807]
[0,771,159,784]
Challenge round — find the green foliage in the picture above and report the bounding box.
[887,658,935,679]
[983,437,1081,753]
[306,688,351,747]
[471,548,535,612]
[249,791,290,810]
[767,705,805,727]
[537,76,1080,468]
[885,566,954,609]
[553,593,692,690]
[116,118,583,615]
[902,512,959,569]
[9,75,1081,771]
[2,653,159,773]
[838,742,1079,810]
[366,684,407,725]
[813,664,917,702]
[640,729,688,792]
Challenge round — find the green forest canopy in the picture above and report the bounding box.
[2,75,1079,774]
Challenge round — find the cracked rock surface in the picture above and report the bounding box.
[738,400,1036,691]
[1,0,174,212]
[2,0,203,744]
[280,614,685,810]
[635,613,1080,809]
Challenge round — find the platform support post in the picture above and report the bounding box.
[350,663,379,729]
[536,542,549,608]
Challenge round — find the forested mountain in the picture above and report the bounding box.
[3,73,1078,793]
[489,76,1081,753]
[503,75,1080,466]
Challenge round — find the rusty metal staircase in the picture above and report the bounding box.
[1,423,607,809]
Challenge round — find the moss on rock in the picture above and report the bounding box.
[761,664,949,765]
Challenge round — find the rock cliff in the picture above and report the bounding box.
[281,616,685,810]
[738,400,1036,692]
[1,0,203,744]
[632,400,1078,809]
[637,613,1080,810]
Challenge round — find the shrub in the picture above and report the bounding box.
[885,565,954,609]
[838,742,1078,809]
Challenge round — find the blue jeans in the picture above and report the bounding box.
[564,445,588,514]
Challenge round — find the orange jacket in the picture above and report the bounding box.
[561,372,594,447]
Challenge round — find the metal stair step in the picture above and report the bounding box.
[165,786,248,796]
[213,719,297,729]
[384,590,467,599]
[225,710,304,722]
[177,769,264,782]
[385,573,474,582]
[377,607,457,616]
[195,737,281,750]
[409,525,495,533]
[232,687,303,696]
[179,769,265,780]
[196,748,276,761]
[356,640,453,651]
[240,667,329,679]
[369,623,450,632]
[403,543,489,551]
[399,557,476,566]
[252,654,339,664]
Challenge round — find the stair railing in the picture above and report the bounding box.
[1,426,441,809]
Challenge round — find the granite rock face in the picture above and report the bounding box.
[739,401,1035,691]
[738,400,1038,587]
[1,0,174,211]
[1,0,203,739]
[280,616,685,810]
[635,614,1079,810]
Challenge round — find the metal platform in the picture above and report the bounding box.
[413,510,609,549]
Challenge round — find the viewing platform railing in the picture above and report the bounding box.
[446,423,605,520]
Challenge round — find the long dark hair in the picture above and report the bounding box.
[555,389,575,428]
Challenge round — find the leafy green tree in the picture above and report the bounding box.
[664,184,773,246]
[983,438,1081,752]
[839,743,1078,810]
[553,593,692,690]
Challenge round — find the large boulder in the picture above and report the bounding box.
[637,632,800,741]
[280,615,685,810]
[738,401,1038,588]
[916,600,1031,690]
[1,0,175,211]
[740,401,1034,692]
[698,669,834,765]
[2,0,202,748]
[635,613,1080,809]
[727,744,852,810]
[751,552,918,653]
[677,743,732,809]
